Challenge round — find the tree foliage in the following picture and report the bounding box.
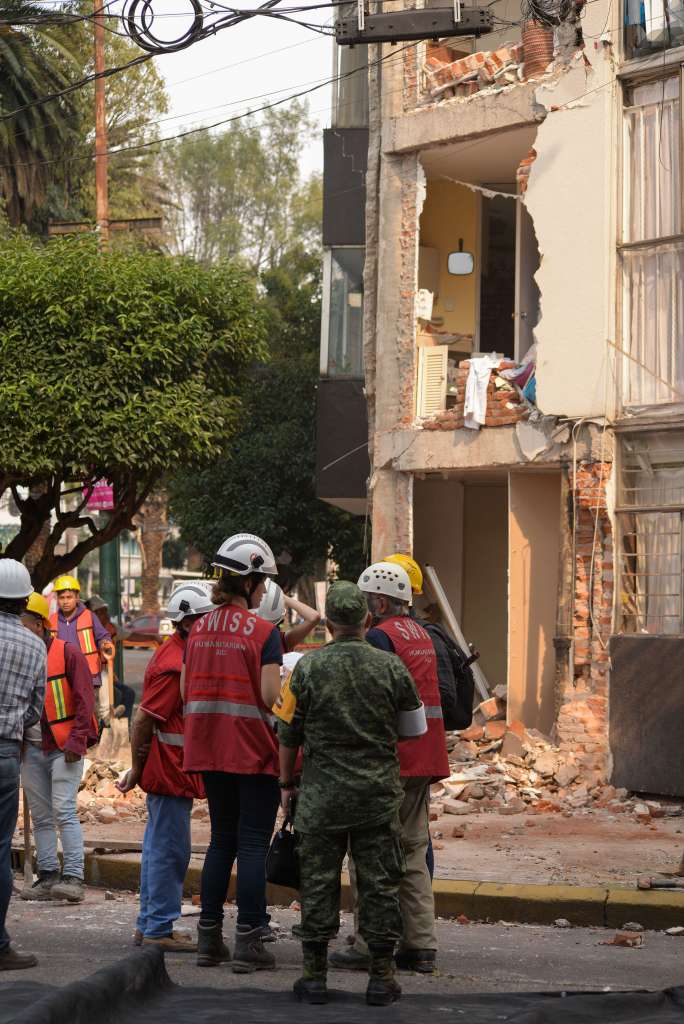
[164,102,322,270]
[0,232,265,588]
[0,1,82,226]
[168,246,367,586]
[38,1,169,228]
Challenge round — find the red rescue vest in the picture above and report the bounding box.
[50,607,100,677]
[183,604,279,776]
[44,639,98,750]
[375,616,450,781]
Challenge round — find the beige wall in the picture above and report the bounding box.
[525,56,615,418]
[413,477,464,620]
[462,483,508,689]
[419,181,478,338]
[508,472,560,734]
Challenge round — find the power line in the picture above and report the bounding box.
[0,42,414,173]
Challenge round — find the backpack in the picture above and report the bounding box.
[423,622,475,732]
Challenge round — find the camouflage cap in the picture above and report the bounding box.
[326,581,368,626]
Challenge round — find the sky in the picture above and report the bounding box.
[108,1,336,177]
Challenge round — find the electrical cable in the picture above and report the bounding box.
[0,41,416,171]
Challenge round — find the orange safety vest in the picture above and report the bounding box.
[50,607,101,677]
[44,639,99,750]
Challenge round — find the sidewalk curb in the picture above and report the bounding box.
[78,852,684,930]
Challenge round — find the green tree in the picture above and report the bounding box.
[39,1,169,228]
[165,101,320,270]
[0,1,81,226]
[168,245,367,587]
[0,231,265,589]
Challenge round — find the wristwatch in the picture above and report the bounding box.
[278,779,296,789]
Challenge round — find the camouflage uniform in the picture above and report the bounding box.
[275,584,421,954]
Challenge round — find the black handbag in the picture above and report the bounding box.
[265,815,300,890]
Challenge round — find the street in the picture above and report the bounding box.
[122,648,154,703]
[2,888,684,997]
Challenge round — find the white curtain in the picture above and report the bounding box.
[622,242,684,405]
[623,80,683,406]
[623,466,684,633]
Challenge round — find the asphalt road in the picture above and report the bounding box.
[122,648,154,703]
[2,888,684,997]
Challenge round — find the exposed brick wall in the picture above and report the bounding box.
[403,45,419,112]
[422,360,529,430]
[555,461,613,784]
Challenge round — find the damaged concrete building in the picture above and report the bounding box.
[317,0,684,795]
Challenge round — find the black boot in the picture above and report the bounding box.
[395,948,437,974]
[197,919,231,967]
[367,943,402,1007]
[293,942,329,1005]
[232,924,276,973]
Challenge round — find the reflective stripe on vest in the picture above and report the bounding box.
[376,616,450,781]
[182,605,280,774]
[50,608,101,677]
[155,730,184,748]
[425,704,444,719]
[44,640,75,749]
[185,699,275,726]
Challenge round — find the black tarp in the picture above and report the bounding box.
[3,950,684,1024]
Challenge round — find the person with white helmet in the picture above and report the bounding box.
[182,534,284,974]
[0,559,45,971]
[116,581,214,952]
[329,561,449,977]
[255,579,320,653]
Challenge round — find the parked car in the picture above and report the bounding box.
[121,612,173,648]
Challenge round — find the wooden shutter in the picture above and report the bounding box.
[416,347,448,418]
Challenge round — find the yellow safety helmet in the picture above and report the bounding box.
[384,554,423,595]
[26,592,51,628]
[53,574,80,594]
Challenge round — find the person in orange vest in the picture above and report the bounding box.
[329,561,450,976]
[116,581,214,952]
[20,593,98,904]
[50,575,113,680]
[50,576,114,725]
[182,533,283,973]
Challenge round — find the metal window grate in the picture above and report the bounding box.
[619,433,684,634]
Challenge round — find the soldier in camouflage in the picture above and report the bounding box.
[275,581,424,1008]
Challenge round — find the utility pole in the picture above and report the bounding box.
[94,2,123,680]
[94,0,109,245]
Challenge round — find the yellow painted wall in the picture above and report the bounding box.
[419,181,478,338]
[508,473,561,734]
[462,484,508,689]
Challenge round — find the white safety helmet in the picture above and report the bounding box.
[167,580,215,623]
[358,561,412,605]
[256,579,286,624]
[0,559,32,600]
[212,533,277,577]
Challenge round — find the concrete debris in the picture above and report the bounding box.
[554,918,571,928]
[666,927,684,936]
[600,931,644,948]
[435,691,684,821]
[73,758,210,827]
[622,922,644,932]
[423,41,526,102]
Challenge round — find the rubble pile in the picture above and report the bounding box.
[76,760,147,825]
[431,690,684,823]
[424,42,527,101]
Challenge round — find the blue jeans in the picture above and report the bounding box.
[21,745,85,879]
[201,772,279,929]
[137,793,192,939]
[0,739,21,953]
